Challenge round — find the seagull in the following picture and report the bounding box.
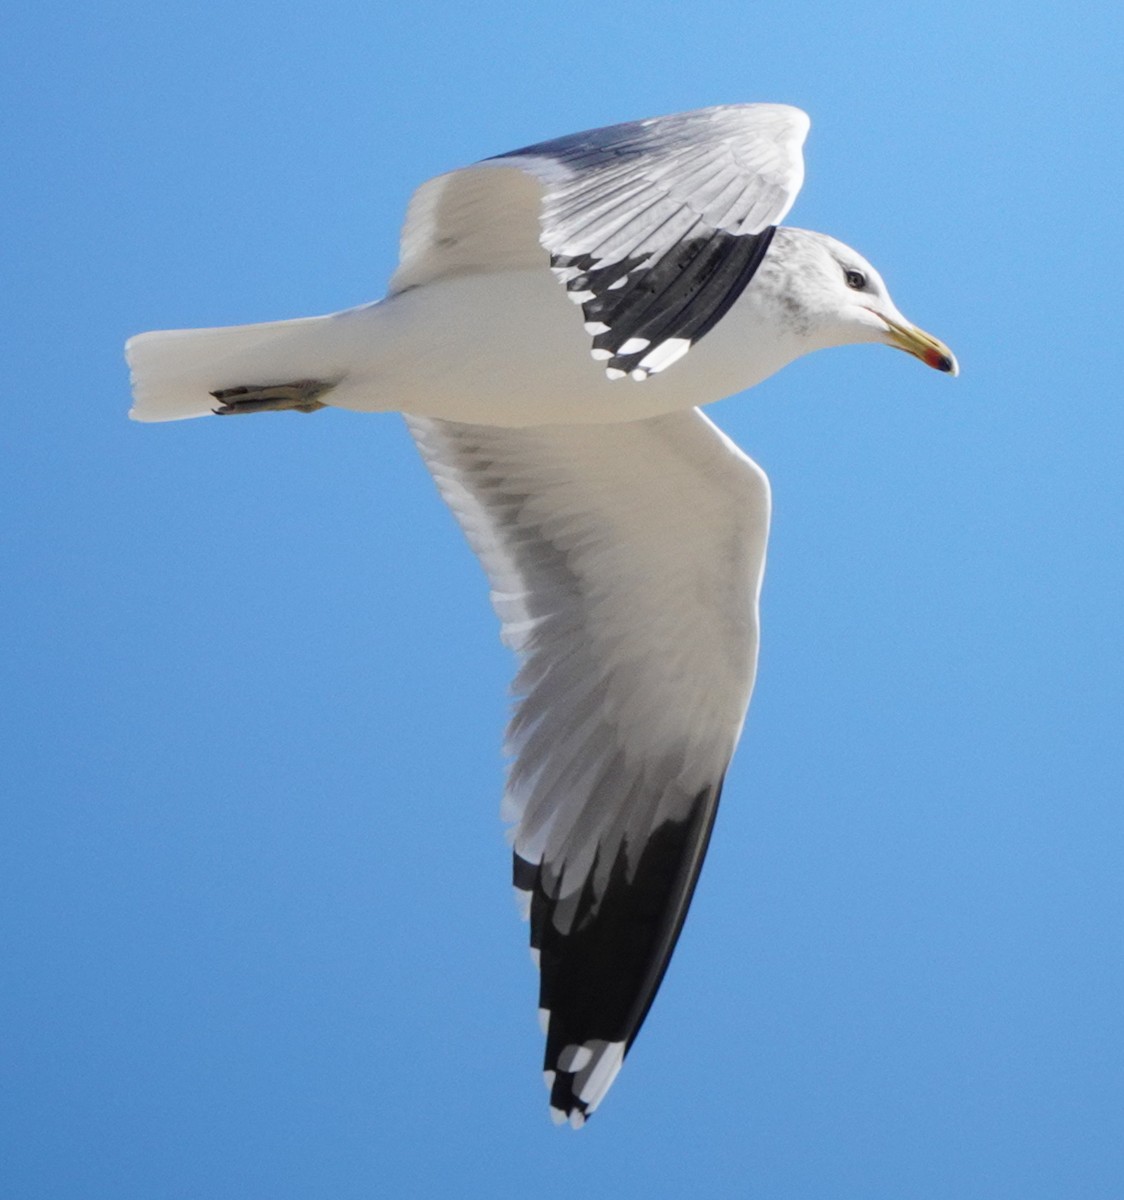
[126,103,956,1128]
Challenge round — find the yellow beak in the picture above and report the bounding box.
[880,314,959,376]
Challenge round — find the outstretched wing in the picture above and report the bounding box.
[408,409,771,1125]
[391,104,809,380]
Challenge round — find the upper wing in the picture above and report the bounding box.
[391,104,809,380]
[407,408,771,1125]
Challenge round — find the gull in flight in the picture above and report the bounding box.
[127,103,956,1127]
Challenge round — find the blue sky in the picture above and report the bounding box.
[4,2,1123,1196]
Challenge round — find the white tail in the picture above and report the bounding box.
[126,315,347,422]
[125,306,389,423]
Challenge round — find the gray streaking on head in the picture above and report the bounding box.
[126,103,956,1128]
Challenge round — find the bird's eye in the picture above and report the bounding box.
[844,268,867,290]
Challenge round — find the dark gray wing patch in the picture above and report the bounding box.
[552,226,775,380]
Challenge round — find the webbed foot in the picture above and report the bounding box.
[211,379,335,415]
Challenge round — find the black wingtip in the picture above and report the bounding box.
[518,779,726,1122]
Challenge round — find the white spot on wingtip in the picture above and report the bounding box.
[569,290,595,303]
[605,368,626,380]
[538,1007,550,1035]
[590,348,613,361]
[639,336,691,373]
[629,368,649,381]
[550,1106,567,1126]
[576,1040,626,1109]
[583,321,610,335]
[513,887,531,920]
[558,1044,594,1073]
[569,1110,586,1130]
[529,946,540,968]
[543,1069,556,1091]
[617,336,650,355]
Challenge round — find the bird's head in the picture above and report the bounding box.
[763,228,958,375]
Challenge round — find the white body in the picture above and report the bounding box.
[129,257,822,427]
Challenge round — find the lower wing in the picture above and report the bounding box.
[408,408,771,1124]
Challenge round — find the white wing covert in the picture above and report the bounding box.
[392,104,809,382]
[408,409,771,1125]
